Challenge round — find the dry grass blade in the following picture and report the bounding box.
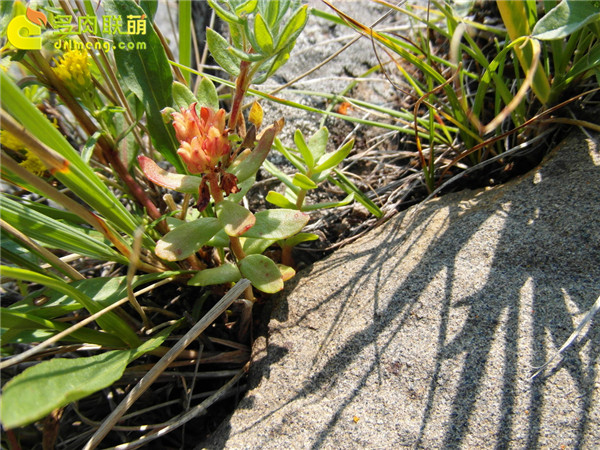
[108,367,246,450]
[83,278,252,450]
[531,294,600,380]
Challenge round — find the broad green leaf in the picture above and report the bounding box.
[239,254,283,293]
[307,127,329,162]
[103,1,183,173]
[139,0,158,20]
[216,200,256,237]
[188,263,241,286]
[0,266,139,347]
[0,195,126,264]
[254,13,274,53]
[242,209,308,239]
[138,155,203,194]
[0,309,125,348]
[207,27,241,76]
[156,218,222,261]
[195,77,219,111]
[533,0,600,40]
[172,81,197,110]
[275,4,308,52]
[294,129,314,169]
[313,138,354,173]
[0,330,170,430]
[292,173,318,190]
[228,123,278,182]
[266,190,297,209]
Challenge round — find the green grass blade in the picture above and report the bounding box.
[0,73,141,236]
[0,266,140,348]
[0,309,126,348]
[178,0,192,84]
[0,196,126,264]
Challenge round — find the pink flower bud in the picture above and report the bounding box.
[172,103,230,174]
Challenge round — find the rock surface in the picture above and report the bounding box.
[204,129,600,449]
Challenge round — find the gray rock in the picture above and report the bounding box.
[204,130,600,449]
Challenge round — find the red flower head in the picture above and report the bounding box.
[172,103,230,174]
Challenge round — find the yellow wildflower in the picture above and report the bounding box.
[53,49,91,95]
[1,130,47,176]
[20,150,47,176]
[0,130,25,151]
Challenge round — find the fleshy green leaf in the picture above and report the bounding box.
[283,232,320,248]
[156,218,222,261]
[313,138,354,173]
[188,263,241,286]
[307,127,329,162]
[216,200,256,237]
[266,190,297,209]
[239,254,283,293]
[241,236,277,255]
[300,193,354,211]
[294,129,314,169]
[207,27,241,76]
[242,209,308,239]
[278,264,296,281]
[533,0,600,40]
[206,229,229,248]
[138,155,203,194]
[293,172,318,190]
[103,1,183,172]
[228,123,278,182]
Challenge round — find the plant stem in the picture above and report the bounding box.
[228,60,251,131]
[295,189,307,210]
[208,173,255,301]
